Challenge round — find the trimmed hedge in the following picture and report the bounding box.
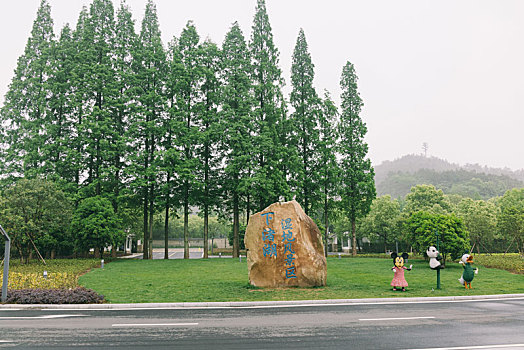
[1,287,104,304]
[475,254,524,274]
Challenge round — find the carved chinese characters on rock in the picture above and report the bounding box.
[245,200,327,287]
[281,218,297,279]
[261,212,277,258]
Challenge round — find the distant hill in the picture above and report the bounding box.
[375,154,524,200]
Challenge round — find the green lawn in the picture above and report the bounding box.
[78,257,524,303]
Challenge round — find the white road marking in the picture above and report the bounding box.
[0,340,14,343]
[112,323,198,327]
[406,344,524,350]
[0,314,86,319]
[359,316,435,321]
[35,296,524,311]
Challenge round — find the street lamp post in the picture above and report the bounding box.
[436,231,441,290]
[1,225,11,303]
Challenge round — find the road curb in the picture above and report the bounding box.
[2,293,524,309]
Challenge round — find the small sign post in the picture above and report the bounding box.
[1,225,10,303]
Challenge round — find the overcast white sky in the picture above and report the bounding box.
[1,0,523,170]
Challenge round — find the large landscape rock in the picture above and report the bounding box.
[244,200,327,287]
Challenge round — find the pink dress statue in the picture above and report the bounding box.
[391,266,409,288]
[390,252,412,291]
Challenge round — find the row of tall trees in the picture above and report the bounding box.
[0,0,376,259]
[350,185,524,257]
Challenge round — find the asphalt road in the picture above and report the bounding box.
[1,298,524,349]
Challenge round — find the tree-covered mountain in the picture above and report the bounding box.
[375,154,524,200]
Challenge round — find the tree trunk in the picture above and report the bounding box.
[143,186,149,260]
[352,219,357,256]
[203,143,209,259]
[95,138,101,196]
[233,186,240,258]
[164,184,170,260]
[148,184,154,259]
[204,205,209,259]
[323,194,329,258]
[246,191,251,225]
[183,181,189,259]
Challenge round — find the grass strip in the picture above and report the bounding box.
[78,257,524,303]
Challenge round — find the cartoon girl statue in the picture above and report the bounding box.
[391,252,413,291]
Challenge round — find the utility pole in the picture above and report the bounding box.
[422,142,429,157]
[1,225,11,303]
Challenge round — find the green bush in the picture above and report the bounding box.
[405,211,469,262]
[71,196,123,255]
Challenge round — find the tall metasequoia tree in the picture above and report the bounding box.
[132,0,166,259]
[221,22,253,258]
[68,6,90,189]
[318,90,340,257]
[79,0,117,197]
[196,40,221,259]
[338,61,376,256]
[0,0,54,179]
[111,1,136,214]
[163,35,184,260]
[290,28,321,215]
[46,24,75,183]
[175,21,202,259]
[249,0,289,211]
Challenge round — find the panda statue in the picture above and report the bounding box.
[426,246,443,270]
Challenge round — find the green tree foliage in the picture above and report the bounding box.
[0,179,72,263]
[0,0,54,178]
[71,196,123,258]
[249,0,289,210]
[358,195,402,253]
[456,198,497,254]
[405,211,470,263]
[497,188,524,255]
[196,40,222,259]
[175,21,203,259]
[338,61,376,256]
[289,28,320,215]
[0,0,411,258]
[378,168,523,200]
[220,22,253,258]
[404,184,452,215]
[111,1,136,212]
[318,90,340,256]
[161,35,183,259]
[131,0,167,259]
[228,224,247,251]
[80,0,117,197]
[45,24,76,183]
[152,214,229,241]
[67,6,90,188]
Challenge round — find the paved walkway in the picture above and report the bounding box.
[122,248,238,260]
